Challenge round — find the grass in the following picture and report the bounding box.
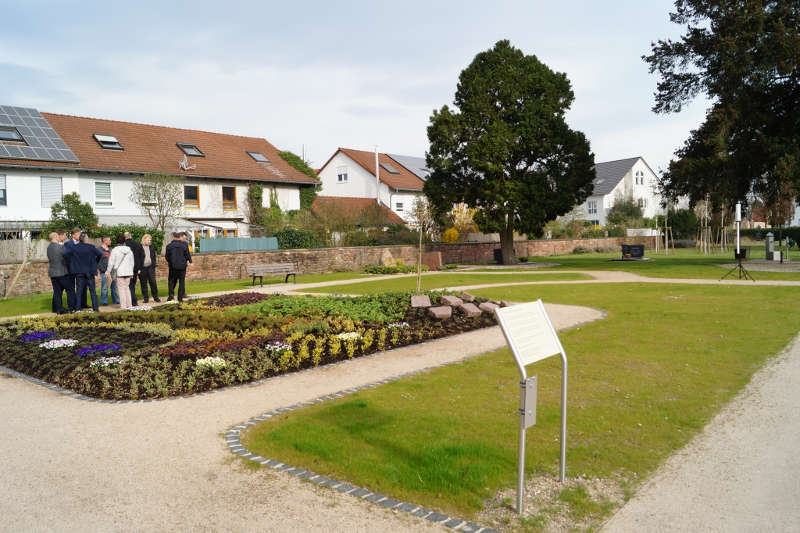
[522,244,800,280]
[302,272,591,294]
[241,282,800,523]
[0,270,370,318]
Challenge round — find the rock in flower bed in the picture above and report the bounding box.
[0,291,496,400]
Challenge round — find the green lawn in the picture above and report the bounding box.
[522,245,800,280]
[242,282,800,525]
[0,270,370,318]
[302,272,591,294]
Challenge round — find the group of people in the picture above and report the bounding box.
[47,229,193,313]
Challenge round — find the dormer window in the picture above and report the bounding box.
[93,134,123,150]
[0,127,24,143]
[380,162,400,174]
[247,151,270,163]
[178,143,204,157]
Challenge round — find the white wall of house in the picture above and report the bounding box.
[388,191,424,223]
[260,184,301,212]
[0,167,81,222]
[318,152,380,201]
[580,158,664,226]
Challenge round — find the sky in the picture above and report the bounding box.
[0,0,710,174]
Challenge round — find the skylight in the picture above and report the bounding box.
[93,134,123,150]
[380,162,400,174]
[177,142,204,157]
[0,127,24,143]
[247,151,270,163]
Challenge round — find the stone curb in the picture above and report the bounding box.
[225,364,502,533]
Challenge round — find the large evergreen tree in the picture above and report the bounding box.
[645,1,800,208]
[425,40,595,264]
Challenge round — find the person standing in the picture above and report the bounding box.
[63,233,103,312]
[64,227,86,308]
[108,235,134,309]
[124,231,144,307]
[46,231,74,314]
[97,236,119,306]
[139,233,161,303]
[166,232,191,302]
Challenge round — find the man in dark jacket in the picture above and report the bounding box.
[63,233,103,312]
[46,230,74,314]
[124,231,145,307]
[97,236,118,306]
[64,227,86,308]
[165,232,192,302]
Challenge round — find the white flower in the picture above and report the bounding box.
[266,342,292,353]
[388,322,409,329]
[90,356,124,367]
[196,356,227,371]
[336,332,362,341]
[39,338,79,349]
[127,305,153,311]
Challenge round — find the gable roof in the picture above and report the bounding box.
[0,109,319,186]
[386,153,429,180]
[591,157,641,196]
[311,196,406,225]
[321,147,425,192]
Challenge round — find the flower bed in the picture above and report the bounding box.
[0,291,497,400]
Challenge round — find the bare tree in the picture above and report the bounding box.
[411,197,438,293]
[129,173,184,233]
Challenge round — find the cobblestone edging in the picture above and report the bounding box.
[225,365,500,533]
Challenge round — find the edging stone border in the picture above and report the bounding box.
[226,362,502,533]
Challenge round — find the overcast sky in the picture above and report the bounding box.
[0,0,709,174]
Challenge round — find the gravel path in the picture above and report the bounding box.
[603,334,800,532]
[0,303,601,532]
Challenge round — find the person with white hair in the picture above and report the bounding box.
[46,230,73,314]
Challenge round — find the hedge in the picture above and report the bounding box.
[87,224,165,253]
[276,228,317,249]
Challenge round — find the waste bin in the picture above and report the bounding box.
[493,248,503,264]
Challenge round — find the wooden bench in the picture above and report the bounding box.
[245,263,298,286]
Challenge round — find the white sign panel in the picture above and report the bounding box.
[495,299,564,378]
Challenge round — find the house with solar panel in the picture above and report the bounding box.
[579,156,664,226]
[316,147,428,224]
[0,105,319,240]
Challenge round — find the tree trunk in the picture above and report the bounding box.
[500,216,517,265]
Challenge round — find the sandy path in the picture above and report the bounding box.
[0,304,601,532]
[603,335,800,532]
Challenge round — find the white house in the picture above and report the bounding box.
[316,147,426,223]
[0,105,319,240]
[580,157,665,226]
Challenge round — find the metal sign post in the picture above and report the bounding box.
[495,299,567,515]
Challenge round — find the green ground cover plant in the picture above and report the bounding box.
[0,291,496,399]
[241,282,800,527]
[304,272,591,295]
[0,271,371,319]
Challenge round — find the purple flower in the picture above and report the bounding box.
[76,344,123,358]
[20,331,55,342]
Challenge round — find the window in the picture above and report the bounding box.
[0,175,6,206]
[177,143,204,157]
[381,162,400,174]
[587,200,597,214]
[590,220,600,226]
[637,198,648,209]
[337,166,348,182]
[247,151,270,163]
[222,186,237,209]
[223,229,238,238]
[141,184,157,206]
[635,170,645,185]
[395,202,404,212]
[94,181,112,207]
[0,127,24,143]
[40,176,62,208]
[93,134,123,150]
[184,185,199,208]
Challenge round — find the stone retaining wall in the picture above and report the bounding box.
[0,236,655,297]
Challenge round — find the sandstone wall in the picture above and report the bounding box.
[0,236,655,297]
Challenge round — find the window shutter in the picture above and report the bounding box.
[41,176,62,208]
[95,181,112,206]
[0,175,6,189]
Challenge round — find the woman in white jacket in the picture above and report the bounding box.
[107,235,135,309]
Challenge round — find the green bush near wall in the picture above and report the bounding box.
[87,224,164,252]
[276,228,317,249]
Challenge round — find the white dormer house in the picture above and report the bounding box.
[581,157,664,226]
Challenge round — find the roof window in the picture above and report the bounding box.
[0,127,24,143]
[177,143,204,157]
[380,162,400,174]
[93,134,123,150]
[247,151,270,163]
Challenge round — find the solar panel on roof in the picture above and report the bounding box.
[0,105,79,163]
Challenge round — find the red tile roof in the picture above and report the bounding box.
[0,112,319,186]
[320,147,425,191]
[311,196,406,225]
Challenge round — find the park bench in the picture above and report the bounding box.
[245,263,298,286]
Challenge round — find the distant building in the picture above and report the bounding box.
[0,105,318,240]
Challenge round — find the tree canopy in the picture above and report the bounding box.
[425,40,595,263]
[645,1,800,210]
[46,192,98,233]
[129,173,184,233]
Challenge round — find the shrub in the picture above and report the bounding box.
[442,227,459,243]
[364,264,428,275]
[572,246,592,254]
[276,228,317,249]
[87,224,165,253]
